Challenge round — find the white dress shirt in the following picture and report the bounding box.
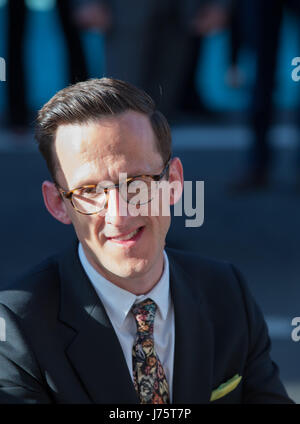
[78,243,175,401]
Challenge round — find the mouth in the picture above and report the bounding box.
[106,226,145,246]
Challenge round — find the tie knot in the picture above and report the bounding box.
[131,298,157,335]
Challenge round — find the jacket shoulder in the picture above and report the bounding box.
[166,247,236,281]
[0,255,60,317]
[166,246,249,306]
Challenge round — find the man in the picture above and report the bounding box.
[6,0,88,130]
[0,78,294,404]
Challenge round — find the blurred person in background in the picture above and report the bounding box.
[73,0,229,120]
[6,0,88,131]
[225,0,245,88]
[231,0,300,191]
[178,0,229,117]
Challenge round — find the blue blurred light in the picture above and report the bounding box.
[25,0,56,12]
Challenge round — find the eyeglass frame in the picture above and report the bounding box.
[56,155,172,215]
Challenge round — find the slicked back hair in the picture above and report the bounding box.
[35,78,172,182]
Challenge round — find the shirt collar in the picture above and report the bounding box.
[78,243,170,328]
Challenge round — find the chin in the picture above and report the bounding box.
[106,253,149,278]
[111,257,149,279]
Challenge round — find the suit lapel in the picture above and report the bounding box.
[57,242,214,403]
[58,242,138,403]
[167,250,214,404]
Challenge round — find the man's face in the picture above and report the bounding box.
[51,111,181,292]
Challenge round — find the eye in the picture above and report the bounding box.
[128,177,152,188]
[84,187,96,193]
[78,186,98,197]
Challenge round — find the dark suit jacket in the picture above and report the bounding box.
[0,242,294,403]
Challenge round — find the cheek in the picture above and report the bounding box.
[150,216,171,242]
[69,211,102,242]
[93,214,105,231]
[89,217,107,245]
[158,215,171,231]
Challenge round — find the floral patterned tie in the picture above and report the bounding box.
[131,298,170,404]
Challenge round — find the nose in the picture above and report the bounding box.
[104,186,130,225]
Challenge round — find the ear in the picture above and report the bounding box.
[168,157,183,205]
[42,181,72,225]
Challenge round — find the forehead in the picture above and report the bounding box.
[54,110,162,187]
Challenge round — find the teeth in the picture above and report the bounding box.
[112,228,139,241]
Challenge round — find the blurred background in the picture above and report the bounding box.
[0,0,300,403]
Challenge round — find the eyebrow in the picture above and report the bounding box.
[70,160,167,190]
[73,170,162,189]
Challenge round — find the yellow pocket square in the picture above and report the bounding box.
[210,374,242,402]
